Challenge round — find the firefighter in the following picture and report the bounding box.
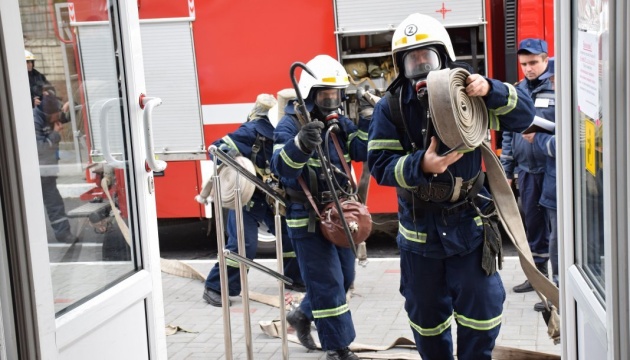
[202,94,305,307]
[367,13,535,360]
[26,50,52,109]
[34,94,77,243]
[501,38,554,295]
[271,54,369,360]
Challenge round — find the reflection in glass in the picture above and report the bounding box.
[20,0,136,315]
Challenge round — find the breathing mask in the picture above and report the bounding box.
[313,88,342,130]
[403,47,442,106]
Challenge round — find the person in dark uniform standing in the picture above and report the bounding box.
[271,54,369,360]
[34,94,76,243]
[26,50,52,109]
[368,13,535,360]
[501,38,554,294]
[522,57,559,311]
[202,94,304,307]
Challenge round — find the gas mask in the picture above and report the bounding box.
[312,88,342,131]
[402,47,442,106]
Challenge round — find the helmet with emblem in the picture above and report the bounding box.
[298,55,349,112]
[391,13,456,81]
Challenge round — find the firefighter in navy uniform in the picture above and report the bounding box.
[271,55,369,360]
[202,94,304,307]
[501,38,554,295]
[367,13,535,360]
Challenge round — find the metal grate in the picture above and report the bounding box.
[505,0,517,50]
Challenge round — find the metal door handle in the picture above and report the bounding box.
[141,96,167,172]
[99,98,126,169]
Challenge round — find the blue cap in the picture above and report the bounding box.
[518,38,548,55]
[539,57,555,80]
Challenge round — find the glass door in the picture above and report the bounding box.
[1,0,166,357]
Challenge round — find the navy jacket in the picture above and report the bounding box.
[368,78,535,259]
[34,107,61,176]
[271,104,369,239]
[501,78,555,178]
[211,116,278,207]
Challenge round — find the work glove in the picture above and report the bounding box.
[297,120,324,153]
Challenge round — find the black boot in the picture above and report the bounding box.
[203,288,231,307]
[286,307,317,350]
[326,348,359,360]
[512,279,534,293]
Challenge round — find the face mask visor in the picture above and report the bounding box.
[403,48,441,80]
[314,88,342,111]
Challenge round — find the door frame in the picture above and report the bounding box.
[0,0,166,358]
[557,0,629,359]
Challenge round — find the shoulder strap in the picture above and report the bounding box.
[385,92,405,137]
[330,132,356,191]
[385,90,418,152]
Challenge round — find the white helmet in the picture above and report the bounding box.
[298,55,349,100]
[25,50,36,61]
[391,13,456,77]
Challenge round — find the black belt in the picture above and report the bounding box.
[285,187,346,208]
[398,171,485,208]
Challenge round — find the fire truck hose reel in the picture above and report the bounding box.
[426,68,561,342]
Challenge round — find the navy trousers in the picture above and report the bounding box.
[400,245,506,360]
[292,231,356,350]
[41,176,72,241]
[205,198,302,296]
[517,170,549,264]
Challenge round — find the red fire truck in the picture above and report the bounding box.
[48,0,554,245]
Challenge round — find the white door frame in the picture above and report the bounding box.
[0,0,166,358]
[557,0,629,359]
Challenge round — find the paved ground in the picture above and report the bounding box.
[162,256,561,359]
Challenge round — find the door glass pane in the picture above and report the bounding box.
[573,0,605,299]
[19,0,137,315]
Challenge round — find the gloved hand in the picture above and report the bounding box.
[297,121,325,153]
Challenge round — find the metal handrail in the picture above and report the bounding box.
[209,145,291,360]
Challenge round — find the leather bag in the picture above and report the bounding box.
[297,131,372,248]
[319,197,372,248]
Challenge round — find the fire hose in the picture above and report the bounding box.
[426,68,560,343]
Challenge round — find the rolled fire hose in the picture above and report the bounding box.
[427,68,560,342]
[195,156,257,209]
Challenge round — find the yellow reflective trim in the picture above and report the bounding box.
[226,258,248,269]
[395,155,414,189]
[394,37,408,47]
[307,158,322,167]
[368,139,404,151]
[357,129,368,141]
[454,311,502,331]
[487,110,500,131]
[283,251,296,258]
[409,314,453,337]
[221,136,240,155]
[312,303,349,319]
[273,144,285,152]
[399,223,427,243]
[286,218,309,228]
[280,149,306,169]
[474,216,482,226]
[415,34,429,41]
[493,83,518,116]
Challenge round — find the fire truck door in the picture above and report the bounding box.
[1,0,167,358]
